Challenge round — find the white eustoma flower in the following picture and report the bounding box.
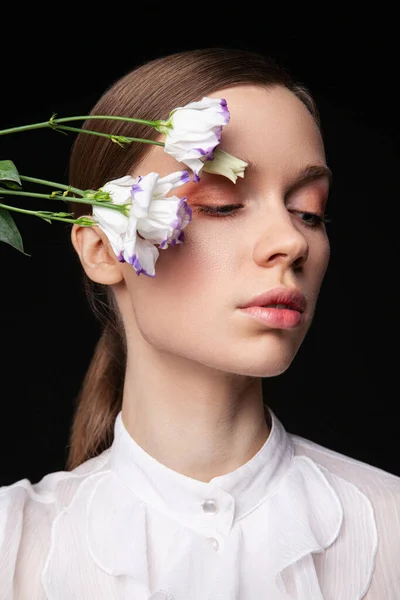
[93,171,192,277]
[156,97,230,181]
[202,149,248,183]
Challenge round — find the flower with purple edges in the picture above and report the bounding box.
[93,170,192,277]
[156,97,234,181]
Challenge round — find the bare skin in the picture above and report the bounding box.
[71,85,330,482]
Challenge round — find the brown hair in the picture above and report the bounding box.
[66,47,321,470]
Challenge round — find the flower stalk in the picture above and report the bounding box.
[0,201,94,226]
[0,114,165,136]
[19,175,85,196]
[0,188,129,215]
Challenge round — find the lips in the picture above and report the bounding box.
[239,287,306,313]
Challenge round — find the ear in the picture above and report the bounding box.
[70,223,124,285]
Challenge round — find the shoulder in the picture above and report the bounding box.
[291,432,400,593]
[0,450,111,598]
[291,432,400,492]
[0,449,112,510]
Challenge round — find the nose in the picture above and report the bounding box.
[253,208,309,270]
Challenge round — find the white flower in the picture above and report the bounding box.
[202,149,248,183]
[156,97,230,181]
[93,171,192,277]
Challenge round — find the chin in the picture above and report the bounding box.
[222,350,299,378]
[260,360,294,378]
[229,336,304,378]
[264,343,304,376]
[252,360,295,378]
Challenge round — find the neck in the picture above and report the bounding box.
[121,347,271,483]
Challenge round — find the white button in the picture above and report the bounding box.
[206,536,219,551]
[201,499,219,514]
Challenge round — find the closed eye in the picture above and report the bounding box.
[196,204,244,218]
[196,205,331,228]
[291,211,331,228]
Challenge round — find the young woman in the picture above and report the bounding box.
[1,47,399,599]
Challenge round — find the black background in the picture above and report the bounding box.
[1,15,398,486]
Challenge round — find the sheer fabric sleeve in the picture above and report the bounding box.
[0,480,51,600]
[362,472,400,598]
[293,438,400,599]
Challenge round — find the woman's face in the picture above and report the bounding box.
[116,84,331,377]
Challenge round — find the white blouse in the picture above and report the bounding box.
[1,407,399,599]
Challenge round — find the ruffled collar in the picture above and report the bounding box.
[108,406,295,532]
[42,407,378,599]
[90,408,344,597]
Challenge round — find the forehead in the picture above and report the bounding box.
[207,84,325,170]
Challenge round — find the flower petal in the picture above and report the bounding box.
[101,175,138,205]
[92,206,129,261]
[138,197,192,248]
[128,237,159,277]
[170,97,229,130]
[153,170,190,197]
[202,149,248,183]
[130,173,158,219]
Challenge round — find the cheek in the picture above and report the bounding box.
[123,228,228,322]
[123,230,236,352]
[151,225,237,291]
[309,234,330,286]
[320,235,331,271]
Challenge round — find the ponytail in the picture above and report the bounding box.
[66,276,126,470]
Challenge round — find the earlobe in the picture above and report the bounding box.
[70,224,124,285]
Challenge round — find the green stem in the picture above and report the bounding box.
[0,201,95,225]
[57,115,158,126]
[0,189,128,213]
[54,124,164,146]
[19,175,85,196]
[0,114,164,136]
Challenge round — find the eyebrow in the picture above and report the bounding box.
[244,160,333,190]
[289,164,333,191]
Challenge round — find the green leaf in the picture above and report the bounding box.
[37,210,66,224]
[0,207,30,255]
[0,160,22,190]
